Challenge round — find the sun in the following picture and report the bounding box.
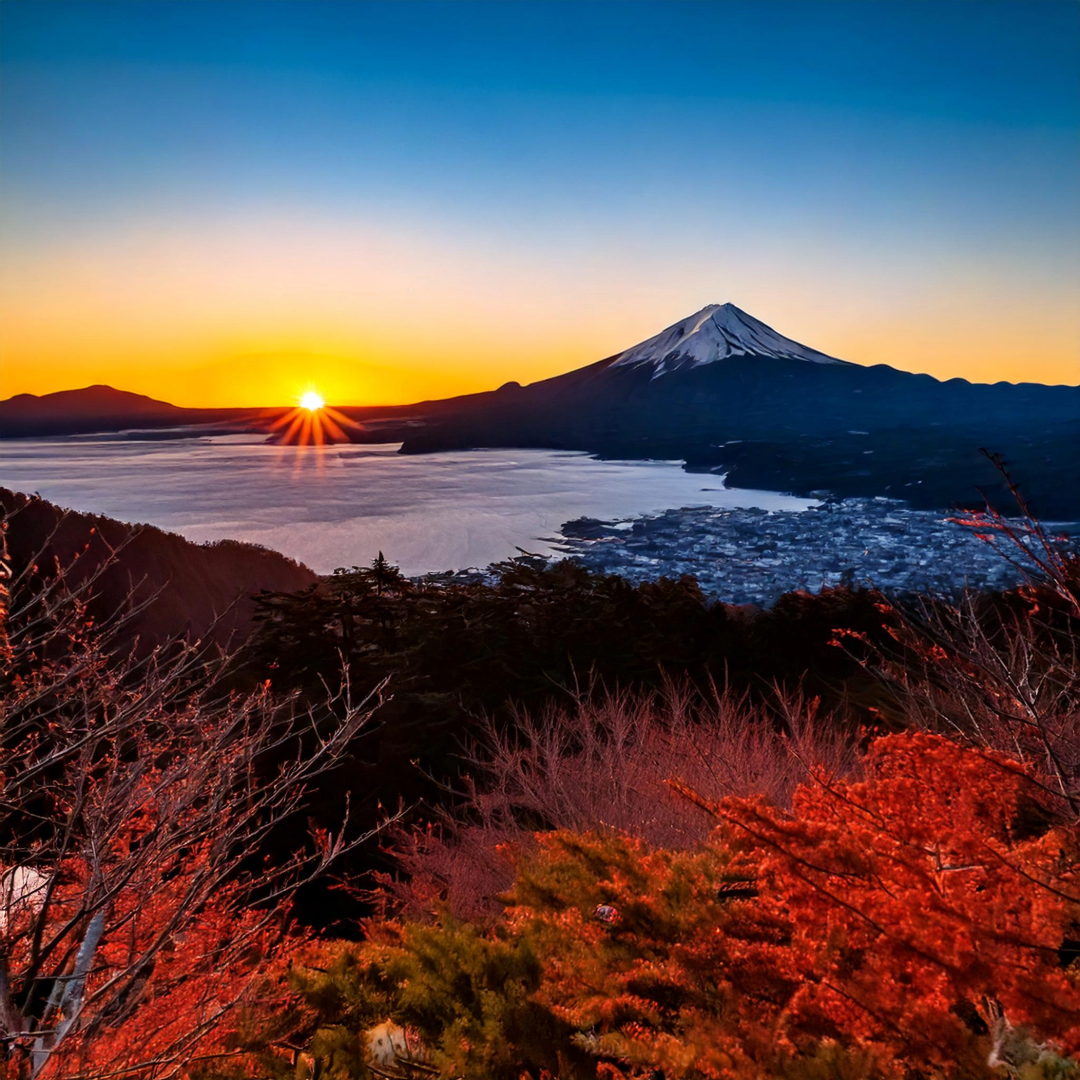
[270,388,355,446]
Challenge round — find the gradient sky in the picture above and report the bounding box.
[2,0,1078,407]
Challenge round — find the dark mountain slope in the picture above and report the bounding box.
[0,384,470,440]
[397,305,1080,517]
[0,488,317,649]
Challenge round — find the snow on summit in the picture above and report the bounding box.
[611,303,849,376]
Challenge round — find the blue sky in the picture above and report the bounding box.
[2,0,1078,404]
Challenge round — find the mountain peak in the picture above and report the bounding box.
[0,384,182,425]
[611,303,848,376]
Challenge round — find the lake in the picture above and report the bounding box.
[0,434,813,575]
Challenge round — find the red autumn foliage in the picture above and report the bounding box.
[491,732,1079,1077]
[0,520,385,1079]
[716,732,1079,1070]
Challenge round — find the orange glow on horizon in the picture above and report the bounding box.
[1,212,1077,406]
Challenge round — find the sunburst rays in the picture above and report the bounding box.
[268,393,358,447]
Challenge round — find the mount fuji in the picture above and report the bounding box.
[386,302,1080,517]
[609,303,848,375]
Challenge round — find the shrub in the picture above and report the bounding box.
[381,682,860,920]
[259,732,1078,1079]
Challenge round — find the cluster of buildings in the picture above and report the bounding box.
[549,498,1051,605]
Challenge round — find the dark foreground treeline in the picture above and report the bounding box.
[1,489,1078,1078]
[247,555,894,900]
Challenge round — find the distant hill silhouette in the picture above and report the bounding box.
[0,385,274,438]
[4,385,182,421]
[0,488,317,650]
[0,383,440,440]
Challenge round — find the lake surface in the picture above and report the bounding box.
[0,435,813,575]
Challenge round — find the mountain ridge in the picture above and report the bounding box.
[0,386,276,439]
[4,384,183,417]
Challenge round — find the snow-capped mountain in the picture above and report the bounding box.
[392,300,1079,517]
[610,303,848,376]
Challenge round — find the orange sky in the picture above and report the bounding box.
[2,207,1078,408]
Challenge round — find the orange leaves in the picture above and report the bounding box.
[476,734,1080,1076]
[9,842,297,1080]
[502,831,791,1076]
[0,546,380,1079]
[220,733,1079,1079]
[716,733,1080,1068]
